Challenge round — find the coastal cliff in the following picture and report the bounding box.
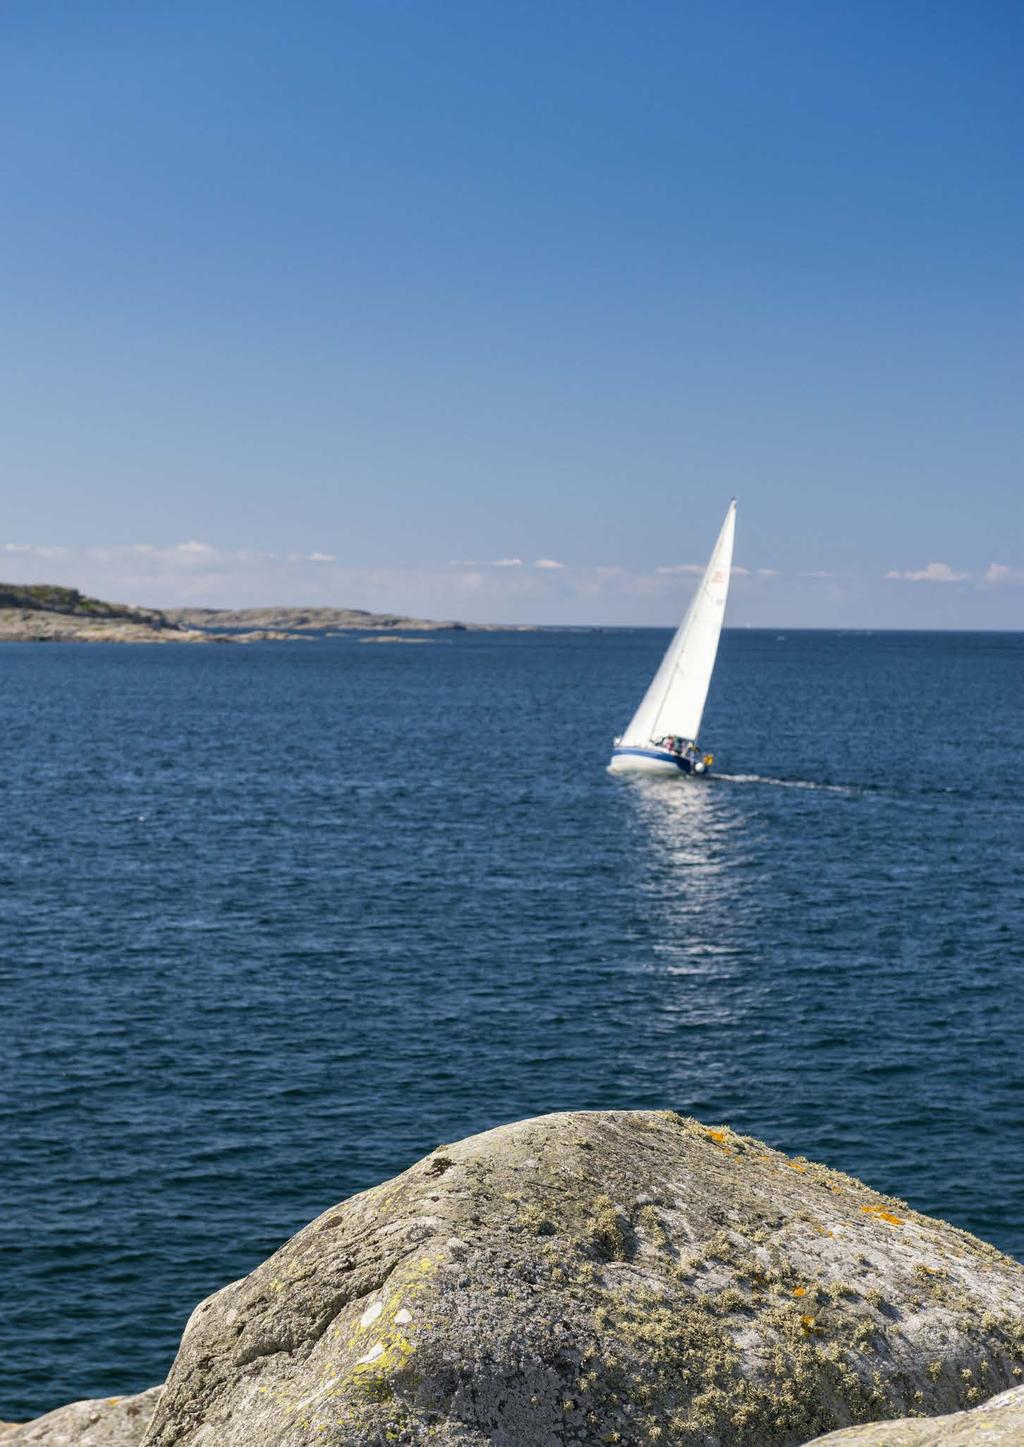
[8,1111,1023,1445]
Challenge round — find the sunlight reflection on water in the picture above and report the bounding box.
[619,779,749,1007]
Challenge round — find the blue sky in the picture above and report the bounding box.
[2,1,1021,624]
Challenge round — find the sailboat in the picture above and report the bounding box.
[609,500,736,778]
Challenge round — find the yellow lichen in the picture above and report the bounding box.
[860,1204,904,1226]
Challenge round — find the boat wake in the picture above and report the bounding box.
[716,772,859,795]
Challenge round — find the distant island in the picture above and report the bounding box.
[0,584,531,643]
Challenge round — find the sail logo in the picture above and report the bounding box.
[712,570,725,583]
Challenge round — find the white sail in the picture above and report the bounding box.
[620,500,736,747]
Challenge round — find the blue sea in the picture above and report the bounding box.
[1,629,1022,1421]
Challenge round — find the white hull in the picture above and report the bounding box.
[608,754,683,778]
[608,747,707,778]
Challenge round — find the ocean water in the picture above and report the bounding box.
[1,628,1022,1420]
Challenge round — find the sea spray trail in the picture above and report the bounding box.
[716,771,990,804]
[0,627,1022,1420]
[715,772,861,795]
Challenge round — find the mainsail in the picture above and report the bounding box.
[620,500,736,747]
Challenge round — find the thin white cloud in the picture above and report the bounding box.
[984,562,1024,586]
[886,561,968,583]
[448,557,524,568]
[309,552,335,563]
[533,558,564,569]
[657,562,748,576]
[3,542,69,559]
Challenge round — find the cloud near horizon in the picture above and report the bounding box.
[2,541,1022,627]
[886,561,969,583]
[656,563,750,576]
[885,560,1024,588]
[984,562,1024,586]
[449,556,565,569]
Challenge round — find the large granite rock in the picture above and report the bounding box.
[806,1384,1024,1443]
[141,1111,1024,1447]
[2,1387,161,1445]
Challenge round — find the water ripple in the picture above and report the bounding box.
[0,629,1021,1419]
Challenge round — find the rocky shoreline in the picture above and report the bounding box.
[5,1111,1022,1445]
[0,585,530,644]
[162,606,531,633]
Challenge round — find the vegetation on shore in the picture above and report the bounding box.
[0,583,517,642]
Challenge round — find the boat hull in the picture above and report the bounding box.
[608,746,707,778]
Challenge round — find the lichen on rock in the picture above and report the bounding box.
[137,1110,1024,1446]
[803,1383,1024,1443]
[3,1386,161,1445]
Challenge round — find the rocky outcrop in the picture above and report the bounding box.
[2,1387,161,1445]
[0,584,522,641]
[163,607,533,632]
[232,630,310,643]
[0,585,310,643]
[0,584,213,642]
[0,608,216,643]
[0,585,201,642]
[140,1111,1024,1447]
[9,1382,1022,1446]
[805,1384,1024,1443]
[0,585,166,625]
[163,605,461,631]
